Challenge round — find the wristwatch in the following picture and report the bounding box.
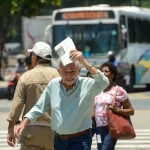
[86,63,93,70]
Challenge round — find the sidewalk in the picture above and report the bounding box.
[129,92,150,100]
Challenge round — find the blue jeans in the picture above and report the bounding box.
[96,126,117,150]
[54,134,92,150]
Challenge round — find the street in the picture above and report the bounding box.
[0,91,150,149]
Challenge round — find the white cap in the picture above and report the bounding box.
[27,42,52,60]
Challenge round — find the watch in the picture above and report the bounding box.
[86,63,93,70]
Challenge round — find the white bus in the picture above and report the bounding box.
[46,4,150,90]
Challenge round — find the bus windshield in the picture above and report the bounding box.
[53,23,118,55]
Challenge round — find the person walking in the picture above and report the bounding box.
[24,55,33,71]
[15,49,109,150]
[1,41,9,79]
[107,51,119,67]
[7,42,60,150]
[94,62,134,150]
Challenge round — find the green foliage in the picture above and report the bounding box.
[134,0,150,8]
[0,0,62,43]
[10,0,62,16]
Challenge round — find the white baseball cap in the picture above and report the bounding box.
[27,42,52,60]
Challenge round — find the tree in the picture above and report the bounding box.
[0,0,62,42]
[0,0,61,80]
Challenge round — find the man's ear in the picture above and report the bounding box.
[32,55,37,67]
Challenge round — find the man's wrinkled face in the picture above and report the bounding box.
[58,62,80,86]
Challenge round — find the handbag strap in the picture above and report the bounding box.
[111,86,119,106]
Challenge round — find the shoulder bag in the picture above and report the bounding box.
[106,86,136,139]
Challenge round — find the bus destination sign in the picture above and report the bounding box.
[55,11,115,20]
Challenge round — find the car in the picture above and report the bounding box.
[5,42,23,55]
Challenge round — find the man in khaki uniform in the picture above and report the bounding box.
[7,42,60,150]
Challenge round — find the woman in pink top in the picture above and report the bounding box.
[94,62,134,150]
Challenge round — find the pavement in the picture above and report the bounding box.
[129,92,150,99]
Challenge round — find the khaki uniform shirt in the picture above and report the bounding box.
[7,64,60,124]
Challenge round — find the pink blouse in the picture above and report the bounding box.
[94,86,128,127]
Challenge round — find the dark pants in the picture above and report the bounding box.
[54,134,92,150]
[91,123,98,137]
[96,126,117,150]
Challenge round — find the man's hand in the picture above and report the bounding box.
[14,118,30,140]
[7,131,16,147]
[69,50,90,69]
[70,50,85,65]
[70,50,98,75]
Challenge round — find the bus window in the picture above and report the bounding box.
[143,20,149,43]
[53,24,118,55]
[148,21,150,42]
[135,19,143,43]
[120,15,127,48]
[143,20,150,43]
[120,15,126,25]
[128,17,135,43]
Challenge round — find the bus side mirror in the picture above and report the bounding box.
[121,25,127,48]
[44,24,53,46]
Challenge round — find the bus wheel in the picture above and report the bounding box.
[128,66,135,92]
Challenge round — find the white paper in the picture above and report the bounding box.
[96,134,102,143]
[54,37,76,66]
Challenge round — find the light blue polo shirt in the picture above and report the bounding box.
[25,70,109,134]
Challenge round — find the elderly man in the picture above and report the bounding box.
[7,42,60,150]
[15,49,109,150]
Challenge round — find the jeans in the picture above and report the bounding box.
[54,134,92,150]
[96,126,117,150]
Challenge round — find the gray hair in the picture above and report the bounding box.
[36,55,51,66]
[58,60,80,69]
